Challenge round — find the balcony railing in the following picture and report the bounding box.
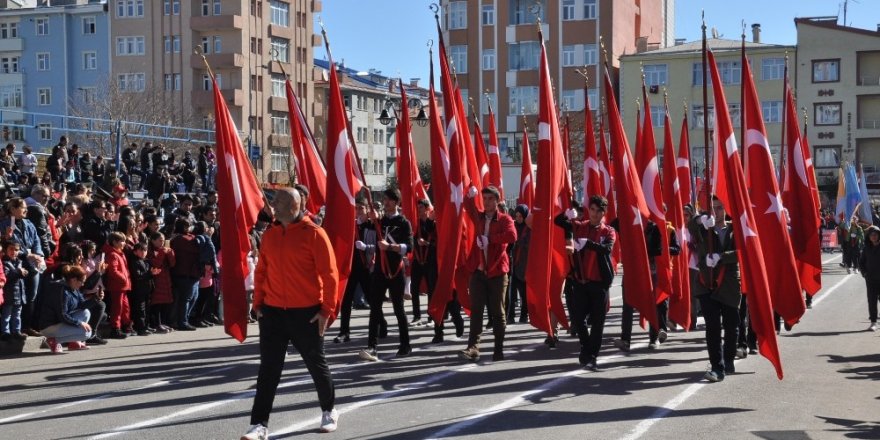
[861,119,880,129]
[859,75,880,86]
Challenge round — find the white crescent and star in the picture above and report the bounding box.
[739,212,758,238]
[334,129,355,206]
[641,158,665,221]
[793,139,810,188]
[225,152,242,210]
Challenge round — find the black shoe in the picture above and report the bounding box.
[725,365,736,375]
[333,333,350,344]
[0,333,10,342]
[193,321,208,328]
[136,330,151,337]
[396,346,412,357]
[178,324,197,331]
[492,351,504,361]
[12,332,27,341]
[431,334,444,344]
[353,303,370,310]
[584,356,598,371]
[86,336,108,346]
[704,370,725,382]
[578,351,589,366]
[518,316,528,324]
[202,320,215,327]
[109,329,128,339]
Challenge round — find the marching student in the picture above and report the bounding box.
[458,186,516,362]
[358,189,414,361]
[243,187,339,439]
[409,199,436,327]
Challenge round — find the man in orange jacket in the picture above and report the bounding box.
[242,188,340,440]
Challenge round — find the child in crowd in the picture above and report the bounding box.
[127,242,154,336]
[191,221,219,327]
[148,232,175,333]
[103,232,132,339]
[1,240,27,341]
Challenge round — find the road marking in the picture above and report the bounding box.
[822,254,841,265]
[618,383,704,440]
[810,274,855,308]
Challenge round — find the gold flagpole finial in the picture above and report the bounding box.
[194,46,214,81]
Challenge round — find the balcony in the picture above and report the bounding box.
[190,53,245,70]
[311,34,322,47]
[268,24,294,40]
[269,133,291,148]
[269,96,289,113]
[0,38,22,52]
[191,88,245,109]
[190,15,243,31]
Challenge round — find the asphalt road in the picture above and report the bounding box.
[2,253,878,440]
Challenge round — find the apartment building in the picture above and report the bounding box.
[619,28,794,179]
[440,0,673,169]
[109,0,321,183]
[795,17,880,194]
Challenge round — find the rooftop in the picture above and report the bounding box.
[620,38,793,59]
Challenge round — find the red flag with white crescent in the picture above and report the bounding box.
[662,108,690,330]
[518,129,535,209]
[487,107,504,198]
[583,96,603,202]
[285,80,326,213]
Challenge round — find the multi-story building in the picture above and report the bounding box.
[795,17,880,195]
[619,27,795,179]
[0,0,110,150]
[109,0,321,183]
[313,59,433,192]
[440,0,673,174]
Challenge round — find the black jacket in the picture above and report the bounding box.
[374,213,413,277]
[129,257,154,295]
[860,240,880,282]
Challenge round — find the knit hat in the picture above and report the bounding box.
[514,204,529,218]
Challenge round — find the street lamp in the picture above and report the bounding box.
[378,97,429,127]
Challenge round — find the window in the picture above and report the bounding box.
[643,64,667,86]
[584,44,597,65]
[202,74,223,90]
[37,88,50,106]
[118,0,144,17]
[561,89,580,111]
[450,45,467,74]
[118,73,145,92]
[201,37,212,54]
[508,41,540,71]
[164,74,173,91]
[587,88,598,109]
[214,0,221,15]
[691,105,714,129]
[164,36,171,53]
[251,0,263,17]
[694,61,740,85]
[814,102,842,126]
[173,36,181,53]
[163,0,170,14]
[728,103,741,127]
[510,86,539,115]
[814,146,841,169]
[373,160,379,175]
[82,17,96,34]
[35,18,48,36]
[174,74,181,91]
[271,38,290,62]
[813,59,839,83]
[0,23,18,39]
[481,92,497,115]
[202,0,210,15]
[271,75,285,97]
[38,123,51,141]
[117,36,145,56]
[173,0,180,15]
[562,45,576,67]
[447,1,467,29]
[373,128,379,144]
[0,85,22,108]
[270,149,286,172]
[271,114,290,135]
[82,51,97,70]
[509,0,545,25]
[36,53,50,71]
[1,57,18,73]
[213,36,222,54]
[481,5,495,26]
[761,57,784,81]
[562,0,575,20]
[270,1,289,26]
[648,105,665,127]
[762,101,782,123]
[482,49,495,71]
[584,0,597,19]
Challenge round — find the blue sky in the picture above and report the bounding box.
[316,0,876,83]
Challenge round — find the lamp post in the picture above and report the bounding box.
[378,97,429,127]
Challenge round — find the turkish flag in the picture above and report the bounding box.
[597,118,620,267]
[742,54,805,326]
[583,96,603,202]
[518,129,535,209]
[638,87,674,304]
[487,108,504,198]
[662,109,690,330]
[603,67,658,329]
[395,81,429,227]
[677,117,693,208]
[782,84,822,296]
[561,118,574,204]
[427,36,467,324]
[285,80,326,214]
[708,50,783,379]
[473,120,491,189]
[323,53,363,321]
[525,37,570,336]
[213,77,264,342]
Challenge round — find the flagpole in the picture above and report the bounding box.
[701,11,715,287]
[195,47,268,207]
[779,54,790,185]
[740,21,746,166]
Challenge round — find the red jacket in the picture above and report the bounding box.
[463,198,517,278]
[102,243,131,292]
[149,247,175,304]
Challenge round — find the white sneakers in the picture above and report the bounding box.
[869,323,877,332]
[242,410,339,438]
[320,408,340,433]
[358,347,379,362]
[241,424,268,440]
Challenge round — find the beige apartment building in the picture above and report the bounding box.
[619,28,795,179]
[109,0,321,184]
[795,17,880,195]
[440,0,673,175]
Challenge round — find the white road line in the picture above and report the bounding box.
[273,366,477,437]
[811,274,855,307]
[822,254,842,265]
[618,383,704,440]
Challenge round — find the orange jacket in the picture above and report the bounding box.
[253,217,339,317]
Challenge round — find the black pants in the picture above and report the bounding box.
[843,244,861,269]
[569,281,609,359]
[699,295,740,374]
[508,276,528,321]
[737,295,750,349]
[192,286,216,323]
[339,267,371,335]
[127,290,149,332]
[21,272,38,331]
[435,294,465,336]
[250,305,334,427]
[367,272,409,349]
[82,297,106,334]
[150,303,172,328]
[410,259,436,321]
[866,279,880,323]
[620,299,668,343]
